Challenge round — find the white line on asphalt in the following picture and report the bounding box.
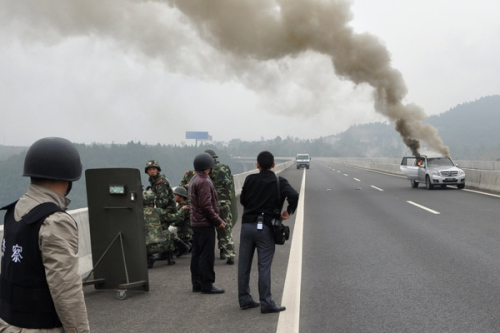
[277,168,306,333]
[371,185,384,192]
[341,164,407,178]
[407,201,441,214]
[343,174,349,177]
[464,189,500,198]
[353,178,361,182]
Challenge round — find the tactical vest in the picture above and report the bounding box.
[0,201,64,329]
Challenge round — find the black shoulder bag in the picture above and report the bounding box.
[271,175,290,245]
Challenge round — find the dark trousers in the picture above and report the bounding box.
[191,226,216,291]
[238,222,276,309]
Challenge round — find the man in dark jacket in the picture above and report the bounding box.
[189,152,226,294]
[238,151,299,313]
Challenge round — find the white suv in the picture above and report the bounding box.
[400,155,466,189]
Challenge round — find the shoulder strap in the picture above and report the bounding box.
[22,202,65,225]
[0,201,18,211]
[276,174,281,209]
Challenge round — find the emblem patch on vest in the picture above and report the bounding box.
[12,244,23,263]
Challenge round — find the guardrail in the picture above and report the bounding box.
[0,160,295,275]
[8,156,497,276]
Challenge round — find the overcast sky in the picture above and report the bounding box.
[1,0,499,147]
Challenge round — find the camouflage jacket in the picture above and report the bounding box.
[179,170,196,188]
[148,173,176,213]
[143,206,168,245]
[209,163,235,202]
[164,200,190,227]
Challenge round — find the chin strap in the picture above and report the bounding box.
[65,182,73,196]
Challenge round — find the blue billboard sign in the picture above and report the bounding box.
[186,131,209,140]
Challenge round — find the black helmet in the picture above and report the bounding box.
[204,149,218,159]
[23,137,82,181]
[173,186,188,198]
[145,160,162,173]
[193,152,215,171]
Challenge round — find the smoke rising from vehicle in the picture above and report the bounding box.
[0,0,450,156]
[165,0,450,156]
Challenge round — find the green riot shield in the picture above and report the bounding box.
[84,168,149,299]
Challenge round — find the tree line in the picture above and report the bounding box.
[1,137,334,214]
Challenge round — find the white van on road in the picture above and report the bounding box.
[296,154,311,169]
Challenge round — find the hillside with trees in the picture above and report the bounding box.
[1,95,499,215]
[321,95,500,160]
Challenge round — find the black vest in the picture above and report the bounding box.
[0,201,64,329]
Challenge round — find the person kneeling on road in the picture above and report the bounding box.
[143,190,189,268]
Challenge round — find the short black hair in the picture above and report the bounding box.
[257,151,274,170]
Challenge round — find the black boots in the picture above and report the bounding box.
[167,251,176,265]
[147,255,156,269]
[220,249,227,260]
[175,240,192,257]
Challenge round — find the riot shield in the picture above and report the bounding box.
[84,168,149,299]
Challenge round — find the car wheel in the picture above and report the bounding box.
[425,176,434,190]
[411,180,419,188]
[457,183,465,189]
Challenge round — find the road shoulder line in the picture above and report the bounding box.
[277,168,306,333]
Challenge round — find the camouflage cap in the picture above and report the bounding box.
[145,160,162,173]
[204,149,218,159]
[173,186,188,198]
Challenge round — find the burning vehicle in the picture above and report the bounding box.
[400,155,466,190]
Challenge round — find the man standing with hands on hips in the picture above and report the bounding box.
[238,151,299,313]
[189,152,226,294]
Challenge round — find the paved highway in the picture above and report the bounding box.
[84,159,500,332]
[301,158,500,332]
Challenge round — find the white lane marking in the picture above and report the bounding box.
[339,164,407,178]
[464,189,500,198]
[371,185,384,192]
[277,168,306,333]
[407,201,441,214]
[353,178,361,182]
[343,174,349,177]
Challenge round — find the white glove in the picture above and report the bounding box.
[168,225,178,234]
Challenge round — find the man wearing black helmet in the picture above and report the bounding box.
[0,137,90,332]
[189,153,226,294]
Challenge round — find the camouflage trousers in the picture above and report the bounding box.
[216,202,235,259]
[146,230,176,256]
[176,223,193,243]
